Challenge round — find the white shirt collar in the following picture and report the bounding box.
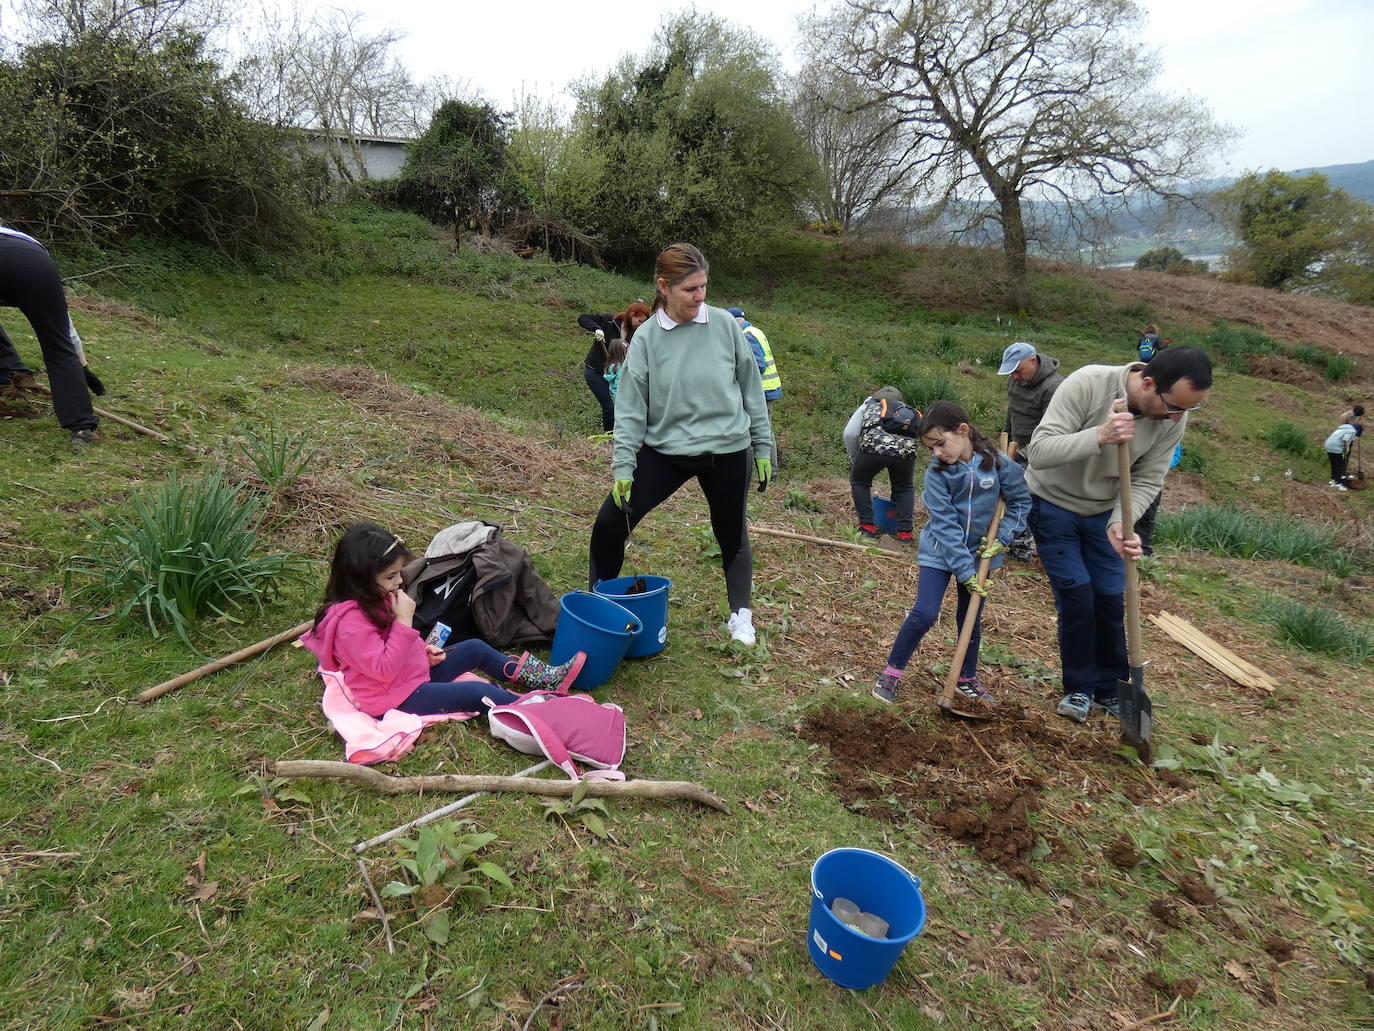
[654,305,710,331]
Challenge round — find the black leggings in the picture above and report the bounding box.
[589,446,753,611]
[1329,452,1349,484]
[0,235,96,431]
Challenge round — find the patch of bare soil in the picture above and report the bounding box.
[1263,935,1297,963]
[1277,478,1359,526]
[1178,873,1219,906]
[1149,897,1186,929]
[1247,354,1323,387]
[0,394,41,420]
[1106,834,1142,869]
[1143,971,1200,999]
[799,704,1146,885]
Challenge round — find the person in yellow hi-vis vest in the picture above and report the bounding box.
[728,306,782,468]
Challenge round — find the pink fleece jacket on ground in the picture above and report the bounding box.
[300,600,431,717]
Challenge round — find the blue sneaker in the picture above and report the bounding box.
[1055,692,1092,723]
[1093,696,1120,719]
[872,672,901,704]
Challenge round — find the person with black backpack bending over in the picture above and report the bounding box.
[872,403,1029,705]
[588,242,773,647]
[302,522,587,718]
[844,386,920,541]
[578,301,650,431]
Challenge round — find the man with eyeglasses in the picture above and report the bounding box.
[1023,346,1213,724]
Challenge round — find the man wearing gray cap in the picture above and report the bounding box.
[999,342,1062,558]
[999,342,1063,454]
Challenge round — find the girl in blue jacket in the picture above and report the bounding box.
[872,402,1031,705]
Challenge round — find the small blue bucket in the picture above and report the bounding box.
[593,576,672,657]
[872,496,898,535]
[548,591,642,689]
[807,848,926,991]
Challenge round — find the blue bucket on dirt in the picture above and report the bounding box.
[807,848,926,990]
[592,576,672,658]
[872,496,898,535]
[548,591,642,689]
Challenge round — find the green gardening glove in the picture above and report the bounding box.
[961,575,990,599]
[755,456,773,491]
[611,478,633,509]
[977,536,1007,560]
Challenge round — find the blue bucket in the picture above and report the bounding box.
[548,591,641,689]
[872,496,898,535]
[807,848,926,990]
[593,576,672,657]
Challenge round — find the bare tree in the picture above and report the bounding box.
[792,58,921,234]
[13,0,228,47]
[821,0,1232,311]
[233,5,449,180]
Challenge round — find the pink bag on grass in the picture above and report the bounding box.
[486,690,626,782]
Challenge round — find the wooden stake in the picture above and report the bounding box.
[752,524,906,558]
[1148,611,1277,692]
[354,759,553,853]
[138,621,314,702]
[29,382,172,442]
[270,760,730,812]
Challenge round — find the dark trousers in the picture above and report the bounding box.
[395,639,519,715]
[1028,496,1126,702]
[584,364,615,431]
[0,235,96,431]
[589,446,753,612]
[1133,492,1162,556]
[886,566,981,680]
[850,452,915,532]
[1329,452,1349,484]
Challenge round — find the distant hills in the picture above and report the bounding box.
[1287,159,1374,203]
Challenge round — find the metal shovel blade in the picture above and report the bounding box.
[1117,663,1153,763]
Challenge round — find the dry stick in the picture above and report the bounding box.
[270,760,730,812]
[137,621,314,702]
[354,759,553,853]
[29,383,171,442]
[1118,998,1180,1031]
[355,857,395,955]
[752,524,906,558]
[521,974,586,1031]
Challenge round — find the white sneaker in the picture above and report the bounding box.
[1337,483,1350,492]
[727,608,756,646]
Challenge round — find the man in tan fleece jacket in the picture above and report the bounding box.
[1024,346,1213,724]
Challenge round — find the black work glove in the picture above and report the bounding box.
[83,368,106,395]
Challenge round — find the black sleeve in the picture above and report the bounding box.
[577,313,620,338]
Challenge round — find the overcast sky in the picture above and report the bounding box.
[289,0,1372,175]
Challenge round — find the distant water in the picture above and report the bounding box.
[1105,253,1225,270]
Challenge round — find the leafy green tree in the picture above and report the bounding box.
[395,99,512,234]
[1218,170,1374,300]
[506,95,607,262]
[1134,246,1208,275]
[814,0,1231,313]
[0,30,306,252]
[574,12,817,264]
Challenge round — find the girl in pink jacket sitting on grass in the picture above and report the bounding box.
[303,522,584,717]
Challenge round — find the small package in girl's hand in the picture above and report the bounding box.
[424,622,452,647]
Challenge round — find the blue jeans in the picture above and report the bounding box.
[396,639,520,715]
[886,566,981,680]
[1028,496,1126,701]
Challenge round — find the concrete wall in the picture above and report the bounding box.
[303,134,411,181]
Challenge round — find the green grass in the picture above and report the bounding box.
[1265,421,1314,457]
[3,208,1372,1030]
[1155,504,1361,576]
[1262,598,1374,660]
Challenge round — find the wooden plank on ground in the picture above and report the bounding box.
[1148,610,1278,693]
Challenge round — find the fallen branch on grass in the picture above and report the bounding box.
[138,621,313,702]
[752,524,907,558]
[270,760,729,813]
[30,383,171,443]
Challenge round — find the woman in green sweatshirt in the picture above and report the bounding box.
[588,242,774,646]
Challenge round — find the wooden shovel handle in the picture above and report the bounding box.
[938,441,1016,706]
[1116,404,1142,666]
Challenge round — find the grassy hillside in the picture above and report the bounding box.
[1,207,1372,1030]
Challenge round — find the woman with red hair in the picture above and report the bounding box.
[577,300,650,430]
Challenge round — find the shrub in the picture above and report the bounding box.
[874,361,960,412]
[1264,422,1312,457]
[235,426,317,492]
[1325,355,1356,382]
[1176,445,1206,474]
[65,469,307,645]
[1262,599,1374,661]
[1134,246,1208,276]
[1154,505,1359,575]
